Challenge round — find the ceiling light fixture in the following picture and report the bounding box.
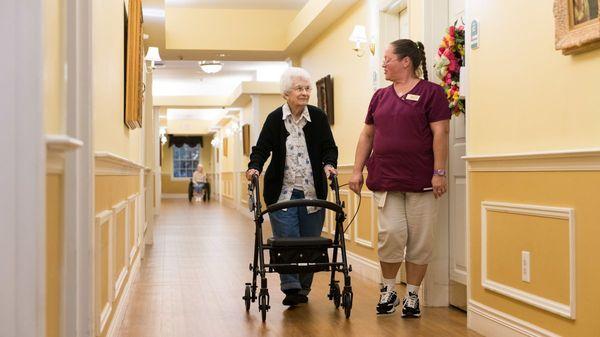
[199,60,223,74]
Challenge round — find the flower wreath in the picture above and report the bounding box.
[434,23,465,116]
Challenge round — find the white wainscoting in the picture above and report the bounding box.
[94,210,113,336]
[112,200,128,300]
[354,191,375,248]
[481,201,576,319]
[468,300,561,337]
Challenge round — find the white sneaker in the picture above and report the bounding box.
[376,286,400,315]
[401,291,421,318]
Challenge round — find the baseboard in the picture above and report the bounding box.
[161,193,187,199]
[106,251,141,337]
[346,251,381,284]
[467,300,561,337]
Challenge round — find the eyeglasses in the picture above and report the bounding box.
[292,85,312,93]
[382,58,400,67]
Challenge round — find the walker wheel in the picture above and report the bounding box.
[258,292,270,322]
[330,283,341,308]
[243,285,251,312]
[342,291,353,319]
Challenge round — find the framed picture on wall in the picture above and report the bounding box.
[316,75,334,125]
[242,124,250,157]
[554,0,600,54]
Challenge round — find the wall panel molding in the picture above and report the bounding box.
[95,151,144,176]
[46,134,83,174]
[468,300,561,337]
[465,148,600,172]
[481,201,576,319]
[112,200,128,299]
[354,191,375,248]
[94,210,113,336]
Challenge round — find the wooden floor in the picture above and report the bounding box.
[116,199,481,337]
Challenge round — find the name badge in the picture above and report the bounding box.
[406,94,420,101]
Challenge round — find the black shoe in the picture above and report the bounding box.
[401,291,421,318]
[296,294,308,304]
[282,289,301,306]
[376,286,400,315]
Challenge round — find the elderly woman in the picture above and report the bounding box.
[246,67,338,306]
[192,164,207,202]
[350,39,451,317]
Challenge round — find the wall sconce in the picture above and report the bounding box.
[145,46,162,70]
[159,126,167,145]
[349,25,375,57]
[210,136,221,148]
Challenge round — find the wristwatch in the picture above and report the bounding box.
[433,169,447,176]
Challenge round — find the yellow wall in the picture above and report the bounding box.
[43,0,65,134]
[92,0,143,162]
[468,0,600,156]
[300,1,373,164]
[469,171,600,336]
[95,176,140,213]
[467,1,600,335]
[165,8,297,51]
[257,94,286,122]
[46,174,63,337]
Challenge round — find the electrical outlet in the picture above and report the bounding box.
[521,251,531,283]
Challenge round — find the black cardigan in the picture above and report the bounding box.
[247,105,338,206]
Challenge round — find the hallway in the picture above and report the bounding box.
[115,199,479,337]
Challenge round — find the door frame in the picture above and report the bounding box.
[0,0,46,336]
[63,0,95,335]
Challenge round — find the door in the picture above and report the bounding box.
[448,0,467,311]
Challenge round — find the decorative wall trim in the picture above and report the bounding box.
[354,191,375,248]
[481,201,576,319]
[46,134,84,152]
[464,148,600,171]
[106,246,142,337]
[114,268,127,299]
[112,200,129,299]
[95,151,145,176]
[127,194,138,264]
[94,210,113,336]
[468,300,561,337]
[99,302,112,336]
[46,135,83,173]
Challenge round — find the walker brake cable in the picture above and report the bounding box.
[337,183,361,234]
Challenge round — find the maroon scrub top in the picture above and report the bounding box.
[365,80,451,192]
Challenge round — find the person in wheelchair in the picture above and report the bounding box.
[191,164,207,202]
[246,67,338,306]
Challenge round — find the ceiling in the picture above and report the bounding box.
[152,60,289,97]
[165,0,309,10]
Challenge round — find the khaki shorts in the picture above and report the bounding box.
[374,191,439,265]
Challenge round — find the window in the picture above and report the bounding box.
[172,144,200,178]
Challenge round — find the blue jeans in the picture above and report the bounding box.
[268,189,325,296]
[193,183,205,193]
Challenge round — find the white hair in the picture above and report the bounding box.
[280,67,312,95]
